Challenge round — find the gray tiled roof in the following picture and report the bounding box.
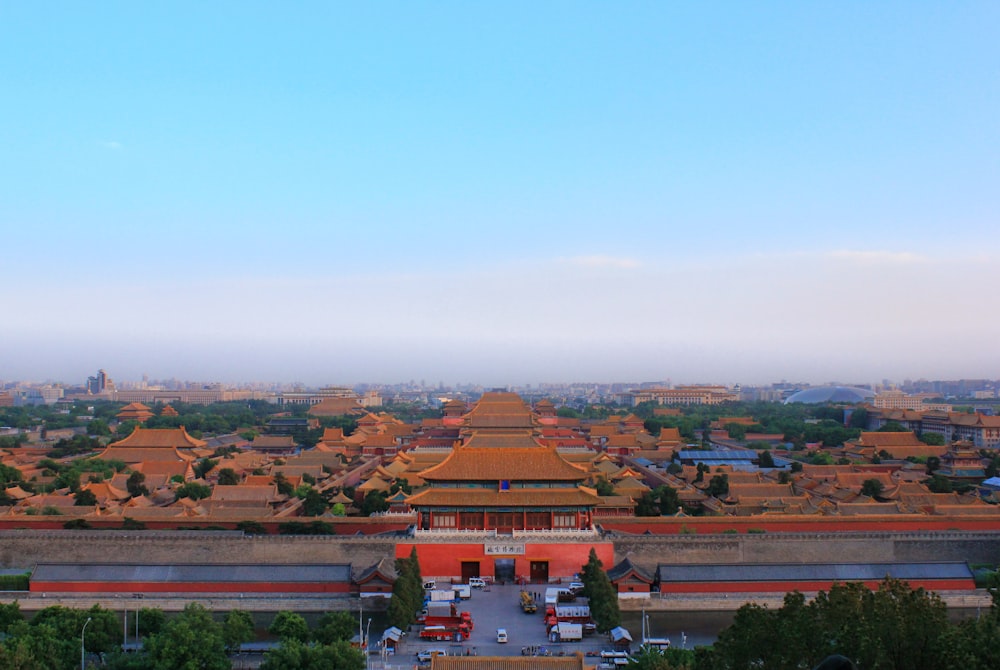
[32,563,352,583]
[658,562,972,583]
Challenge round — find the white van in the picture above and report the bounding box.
[496,628,508,643]
[468,577,487,589]
[423,580,436,590]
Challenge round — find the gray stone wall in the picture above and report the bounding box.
[4,530,999,577]
[0,530,397,572]
[611,531,1000,572]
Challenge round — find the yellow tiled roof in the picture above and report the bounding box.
[107,427,206,449]
[420,446,588,482]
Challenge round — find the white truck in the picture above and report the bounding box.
[426,589,457,603]
[550,622,583,642]
[451,583,471,599]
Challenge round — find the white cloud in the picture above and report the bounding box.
[99,140,123,150]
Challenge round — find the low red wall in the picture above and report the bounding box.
[601,517,1000,534]
[0,518,411,535]
[29,581,351,593]
[396,542,614,581]
[660,578,975,593]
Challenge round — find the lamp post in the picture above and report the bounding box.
[81,617,92,670]
[364,617,372,669]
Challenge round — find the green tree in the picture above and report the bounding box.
[707,474,729,498]
[625,646,673,669]
[301,488,329,516]
[360,490,389,516]
[920,432,945,446]
[926,455,942,474]
[137,607,166,637]
[74,488,98,506]
[175,481,212,501]
[261,638,364,670]
[1,620,75,670]
[861,478,885,499]
[222,609,255,653]
[655,485,681,515]
[595,478,615,496]
[217,468,240,485]
[145,603,229,670]
[269,611,310,643]
[126,471,148,497]
[273,472,294,496]
[87,418,111,436]
[758,450,775,468]
[388,547,424,630]
[725,423,747,440]
[0,601,24,634]
[313,611,357,645]
[635,491,660,517]
[580,548,620,633]
[193,458,217,479]
[926,474,953,493]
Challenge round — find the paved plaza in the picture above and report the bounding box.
[370,583,615,669]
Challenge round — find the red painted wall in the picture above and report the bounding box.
[600,517,1000,534]
[0,519,411,535]
[29,581,351,593]
[396,542,614,581]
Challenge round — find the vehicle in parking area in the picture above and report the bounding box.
[568,581,585,594]
[417,648,448,662]
[519,590,537,613]
[468,577,487,589]
[423,580,437,590]
[419,624,469,642]
[496,628,508,643]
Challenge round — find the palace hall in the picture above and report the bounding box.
[398,392,612,583]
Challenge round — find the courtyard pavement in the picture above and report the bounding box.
[371,582,616,669]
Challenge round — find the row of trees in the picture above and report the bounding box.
[581,548,621,633]
[0,601,365,670]
[639,577,1000,670]
[387,547,425,629]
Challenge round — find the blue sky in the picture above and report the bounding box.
[2,2,998,387]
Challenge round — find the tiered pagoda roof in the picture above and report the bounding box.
[100,427,205,464]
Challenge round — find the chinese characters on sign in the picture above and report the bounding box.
[484,543,526,555]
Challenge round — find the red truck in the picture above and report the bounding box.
[419,624,471,642]
[423,611,474,632]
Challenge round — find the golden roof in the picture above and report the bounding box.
[107,426,207,449]
[420,445,588,482]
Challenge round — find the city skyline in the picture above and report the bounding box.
[2,3,998,386]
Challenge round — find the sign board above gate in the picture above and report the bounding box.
[484,543,525,555]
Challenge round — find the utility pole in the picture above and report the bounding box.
[81,617,92,670]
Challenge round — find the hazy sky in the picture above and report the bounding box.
[2,2,998,387]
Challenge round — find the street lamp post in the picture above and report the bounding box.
[81,617,92,670]
[364,617,372,669]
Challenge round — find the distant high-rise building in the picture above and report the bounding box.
[86,369,113,395]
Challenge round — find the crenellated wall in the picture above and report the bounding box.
[3,530,999,581]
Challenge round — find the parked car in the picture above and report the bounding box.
[496,628,508,643]
[468,577,487,589]
[417,649,448,662]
